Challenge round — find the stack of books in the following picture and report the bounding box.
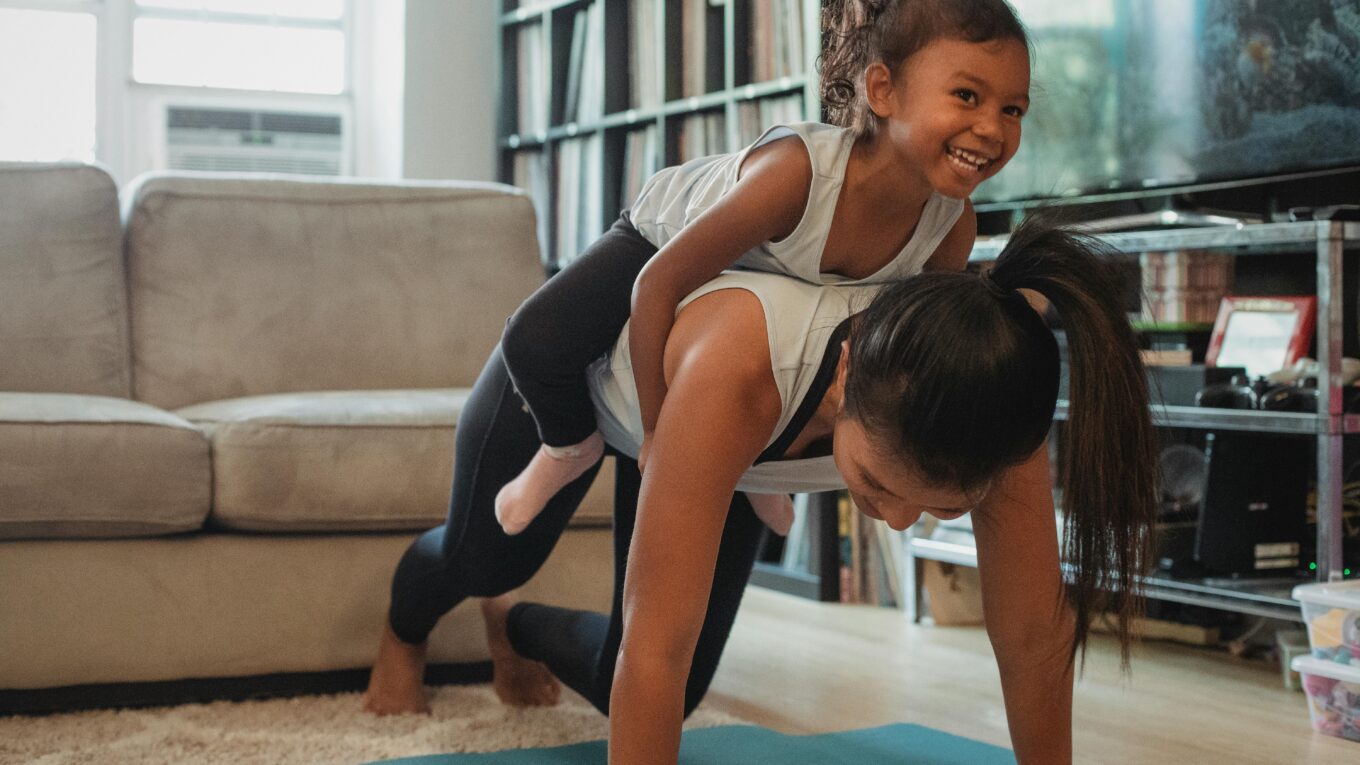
[736,93,804,146]
[515,22,547,135]
[620,125,659,211]
[562,1,604,125]
[555,134,604,267]
[630,0,661,109]
[1141,250,1234,325]
[512,150,551,264]
[751,0,806,82]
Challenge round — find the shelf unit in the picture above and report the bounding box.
[497,0,822,269]
[905,220,1360,623]
[496,5,1358,618]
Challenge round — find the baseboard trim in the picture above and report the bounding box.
[0,662,493,716]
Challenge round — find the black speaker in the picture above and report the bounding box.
[1195,432,1310,576]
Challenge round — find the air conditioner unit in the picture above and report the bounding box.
[163,105,350,176]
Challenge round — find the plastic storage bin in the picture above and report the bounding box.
[1292,656,1360,742]
[1292,580,1360,662]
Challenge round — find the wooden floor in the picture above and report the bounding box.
[701,587,1353,764]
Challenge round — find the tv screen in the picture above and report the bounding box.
[974,0,1360,207]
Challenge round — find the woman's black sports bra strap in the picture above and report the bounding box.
[753,318,851,465]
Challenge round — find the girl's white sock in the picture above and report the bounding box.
[495,431,605,535]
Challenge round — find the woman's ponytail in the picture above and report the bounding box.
[988,216,1159,669]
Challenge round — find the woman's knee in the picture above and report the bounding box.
[446,545,539,598]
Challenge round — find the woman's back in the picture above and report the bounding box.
[588,270,874,493]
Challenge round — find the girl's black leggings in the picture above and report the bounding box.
[499,211,658,448]
[386,344,766,716]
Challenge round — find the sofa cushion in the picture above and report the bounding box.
[178,389,615,532]
[0,163,130,397]
[124,174,544,410]
[179,390,467,532]
[0,393,210,539]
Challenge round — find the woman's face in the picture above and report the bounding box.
[831,415,983,531]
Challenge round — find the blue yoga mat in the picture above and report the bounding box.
[370,723,1015,764]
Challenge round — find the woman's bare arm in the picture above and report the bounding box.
[630,139,809,465]
[609,288,782,764]
[971,446,1075,764]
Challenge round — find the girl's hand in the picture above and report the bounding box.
[638,431,655,474]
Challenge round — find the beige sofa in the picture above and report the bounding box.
[0,163,615,712]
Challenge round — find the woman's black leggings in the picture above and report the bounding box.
[499,212,657,448]
[386,345,766,716]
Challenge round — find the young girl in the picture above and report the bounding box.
[365,215,1159,765]
[493,0,1033,536]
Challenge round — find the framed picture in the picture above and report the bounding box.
[1205,296,1317,378]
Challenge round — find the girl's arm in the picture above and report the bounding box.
[971,446,1076,764]
[921,198,977,273]
[630,139,809,467]
[609,288,782,764]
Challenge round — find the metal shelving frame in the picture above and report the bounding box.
[906,220,1360,623]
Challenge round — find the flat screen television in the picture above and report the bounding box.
[973,0,1360,209]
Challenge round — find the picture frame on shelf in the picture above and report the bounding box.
[1205,296,1317,379]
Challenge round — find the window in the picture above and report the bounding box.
[0,6,98,162]
[132,0,347,94]
[0,0,355,174]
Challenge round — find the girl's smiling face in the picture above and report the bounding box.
[869,36,1032,199]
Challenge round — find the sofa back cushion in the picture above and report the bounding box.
[124,174,544,410]
[0,162,130,397]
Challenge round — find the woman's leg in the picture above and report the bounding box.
[365,345,604,714]
[505,456,767,716]
[495,214,657,535]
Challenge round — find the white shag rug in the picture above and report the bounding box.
[0,684,744,765]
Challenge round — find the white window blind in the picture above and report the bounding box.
[0,5,98,162]
[132,0,347,94]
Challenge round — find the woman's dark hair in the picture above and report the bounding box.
[844,214,1158,668]
[820,0,1030,139]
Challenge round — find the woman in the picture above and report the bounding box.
[363,217,1158,764]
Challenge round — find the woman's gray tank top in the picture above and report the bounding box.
[587,270,879,493]
[626,121,965,285]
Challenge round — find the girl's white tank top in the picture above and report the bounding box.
[627,121,965,285]
[587,270,880,494]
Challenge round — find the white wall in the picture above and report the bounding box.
[353,0,406,179]
[403,0,498,182]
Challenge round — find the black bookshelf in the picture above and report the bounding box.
[497,0,821,270]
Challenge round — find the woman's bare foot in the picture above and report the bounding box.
[362,623,432,715]
[481,594,561,707]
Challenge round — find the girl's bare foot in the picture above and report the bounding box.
[362,622,432,715]
[481,594,561,706]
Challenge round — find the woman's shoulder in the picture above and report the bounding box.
[663,284,784,419]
